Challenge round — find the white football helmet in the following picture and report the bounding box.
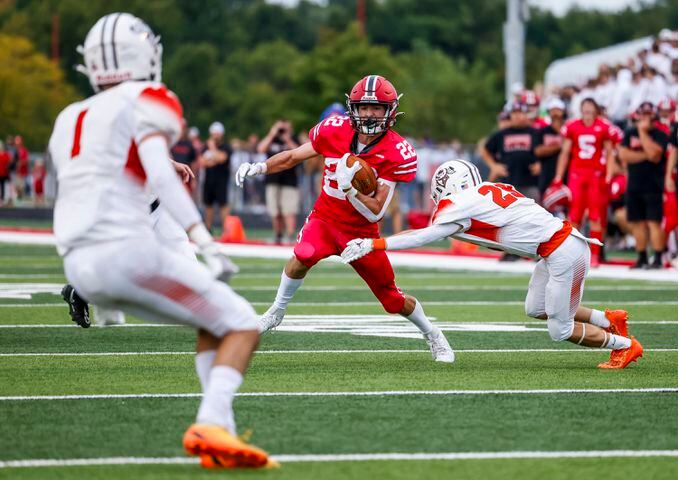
[430,159,482,205]
[77,13,162,92]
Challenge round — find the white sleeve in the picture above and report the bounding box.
[137,136,201,231]
[346,179,395,223]
[385,222,462,251]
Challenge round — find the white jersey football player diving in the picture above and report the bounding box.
[341,159,644,369]
[49,12,275,469]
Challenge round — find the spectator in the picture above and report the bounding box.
[0,141,10,205]
[619,102,669,269]
[201,121,231,235]
[171,123,198,193]
[257,119,299,244]
[481,102,540,201]
[534,97,566,196]
[13,135,30,200]
[32,158,46,206]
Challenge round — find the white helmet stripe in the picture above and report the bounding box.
[99,14,110,69]
[110,13,123,69]
[366,75,377,93]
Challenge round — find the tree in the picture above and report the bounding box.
[0,34,78,149]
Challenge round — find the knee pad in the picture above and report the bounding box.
[524,301,546,319]
[380,292,406,314]
[547,318,574,342]
[293,242,319,268]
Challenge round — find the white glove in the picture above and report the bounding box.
[189,224,240,282]
[335,153,362,193]
[235,162,267,188]
[341,238,374,263]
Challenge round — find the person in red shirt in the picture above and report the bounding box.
[235,75,454,362]
[13,135,30,200]
[32,158,46,205]
[0,141,11,205]
[552,98,615,267]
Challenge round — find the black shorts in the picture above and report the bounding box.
[203,179,228,207]
[625,191,663,222]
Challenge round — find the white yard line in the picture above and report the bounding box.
[232,285,678,291]
[1,348,677,357]
[2,388,677,401]
[2,319,678,328]
[4,300,678,308]
[2,450,678,468]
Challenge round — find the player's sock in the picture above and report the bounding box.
[404,300,434,335]
[588,309,610,329]
[590,229,602,257]
[604,334,632,350]
[272,271,304,311]
[195,350,216,391]
[196,365,243,434]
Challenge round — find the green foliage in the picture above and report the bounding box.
[1,0,677,146]
[0,33,78,150]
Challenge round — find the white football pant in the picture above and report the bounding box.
[64,236,257,337]
[524,235,591,342]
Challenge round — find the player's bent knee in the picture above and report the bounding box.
[547,318,574,342]
[292,244,320,268]
[524,302,546,319]
[380,294,406,314]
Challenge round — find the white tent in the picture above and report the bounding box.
[544,36,653,89]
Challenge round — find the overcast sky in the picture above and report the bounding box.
[267,0,652,17]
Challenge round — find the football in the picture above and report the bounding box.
[346,155,378,196]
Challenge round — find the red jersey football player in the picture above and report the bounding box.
[552,98,615,267]
[235,75,454,362]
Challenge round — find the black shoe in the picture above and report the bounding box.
[499,253,520,262]
[630,259,648,270]
[61,284,91,328]
[647,259,663,270]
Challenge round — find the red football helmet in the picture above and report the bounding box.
[542,183,572,213]
[346,75,401,135]
[520,90,541,107]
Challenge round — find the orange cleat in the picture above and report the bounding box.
[597,337,643,369]
[183,423,278,469]
[604,309,628,337]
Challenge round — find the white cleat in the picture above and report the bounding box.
[425,328,455,363]
[258,306,286,333]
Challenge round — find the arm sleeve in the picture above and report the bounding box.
[380,151,418,184]
[385,223,462,251]
[137,135,201,231]
[133,85,184,146]
[308,118,342,157]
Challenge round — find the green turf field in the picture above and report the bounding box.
[0,243,677,479]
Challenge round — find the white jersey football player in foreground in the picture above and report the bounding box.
[50,13,276,468]
[341,160,643,369]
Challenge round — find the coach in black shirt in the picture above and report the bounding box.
[481,102,540,201]
[202,121,232,234]
[534,97,566,195]
[619,102,669,269]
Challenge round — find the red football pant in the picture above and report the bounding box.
[567,170,609,226]
[293,215,406,314]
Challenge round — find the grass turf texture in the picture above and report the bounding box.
[0,243,677,479]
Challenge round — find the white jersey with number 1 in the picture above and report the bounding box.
[49,81,183,256]
[431,182,571,259]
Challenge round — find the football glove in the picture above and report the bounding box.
[335,153,362,193]
[341,238,373,263]
[235,162,267,187]
[189,224,239,282]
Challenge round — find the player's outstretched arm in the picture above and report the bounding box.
[235,142,318,187]
[341,223,462,263]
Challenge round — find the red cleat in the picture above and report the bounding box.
[604,309,628,337]
[598,337,643,369]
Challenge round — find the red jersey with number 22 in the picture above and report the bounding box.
[561,118,613,174]
[308,115,417,236]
